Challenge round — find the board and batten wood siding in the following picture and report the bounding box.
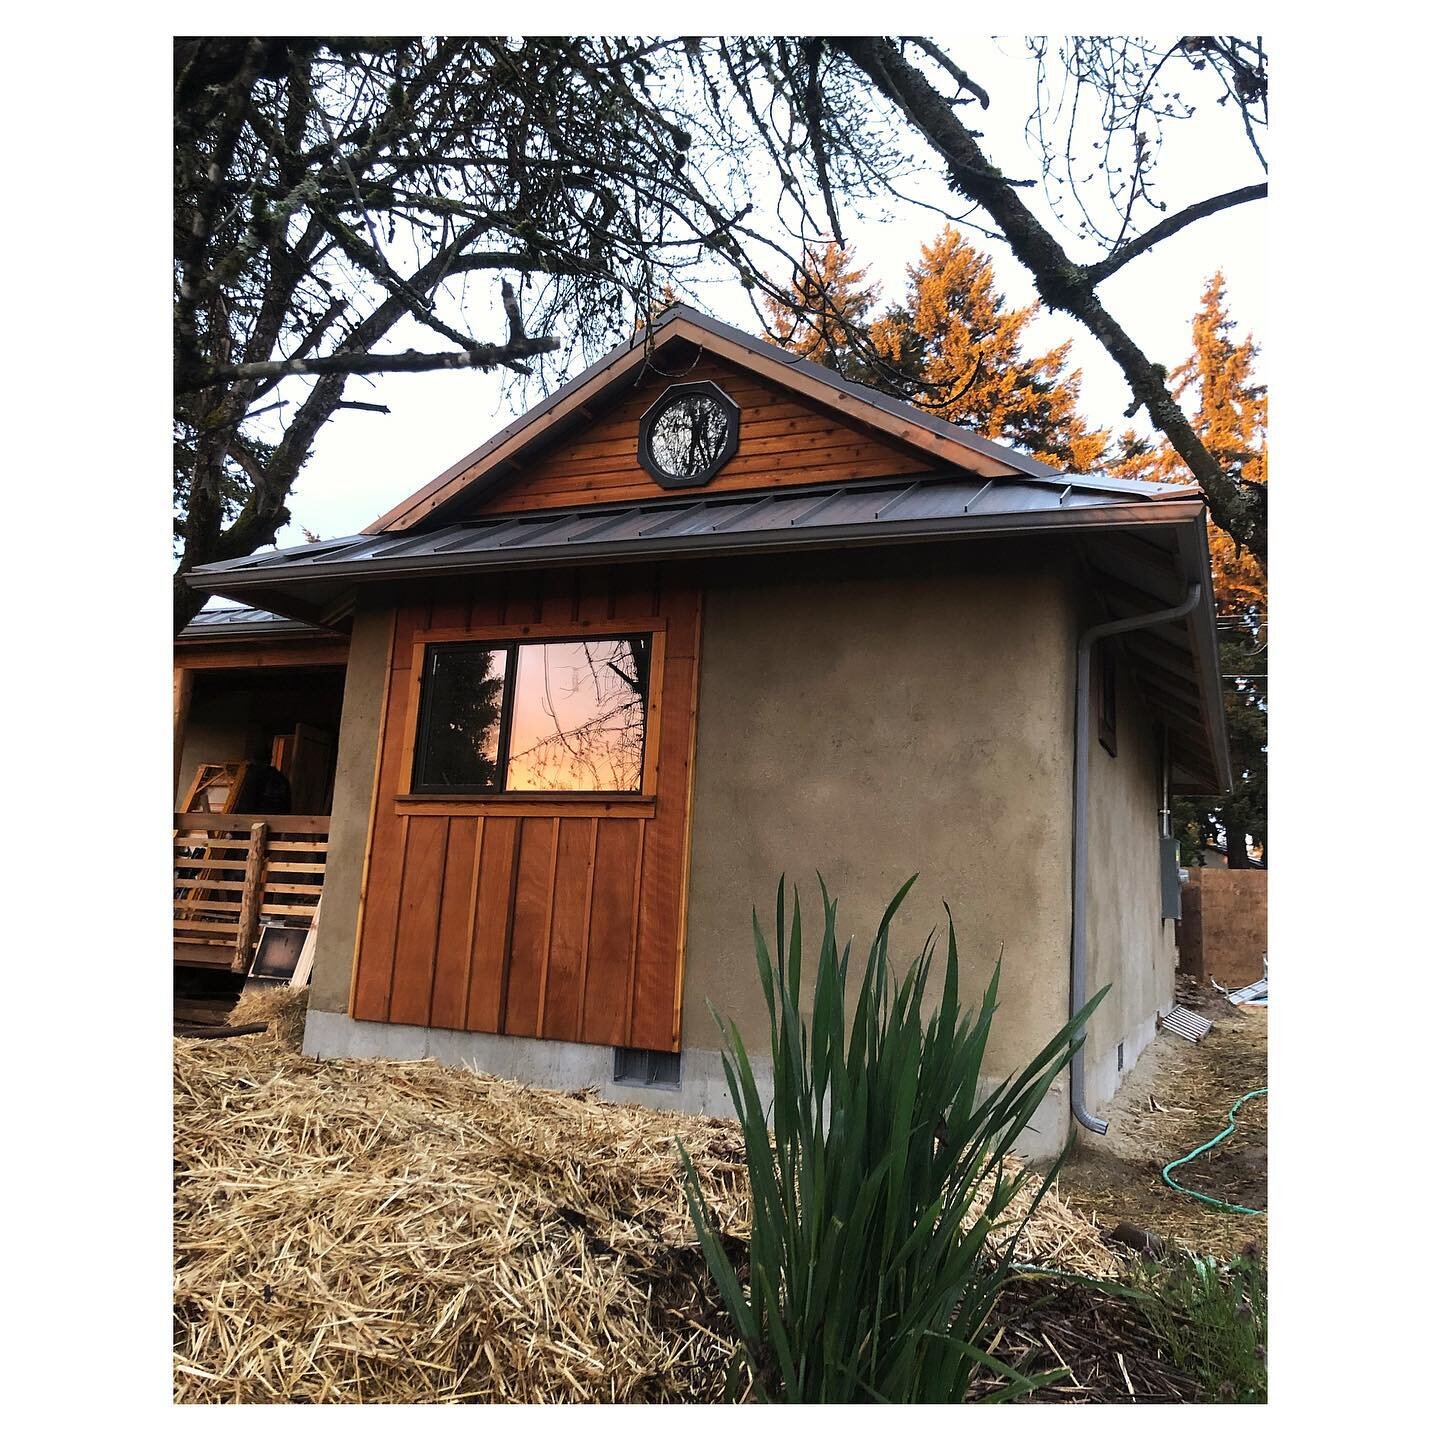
[348,565,700,1052]
[470,356,938,516]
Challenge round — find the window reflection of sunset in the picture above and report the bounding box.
[504,639,649,792]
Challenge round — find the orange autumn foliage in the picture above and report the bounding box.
[762,244,882,377]
[767,232,1109,472]
[1110,272,1265,614]
[871,228,1109,471]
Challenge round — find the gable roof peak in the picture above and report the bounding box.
[367,303,1081,534]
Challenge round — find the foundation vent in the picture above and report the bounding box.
[613,1047,681,1089]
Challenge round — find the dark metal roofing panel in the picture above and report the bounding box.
[189,474,1201,594]
[183,606,288,628]
[177,605,331,641]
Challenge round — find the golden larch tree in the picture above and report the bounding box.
[1114,272,1267,865]
[869,227,1110,471]
[1110,271,1266,615]
[761,244,881,380]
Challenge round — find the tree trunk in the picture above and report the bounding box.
[1224,807,1251,868]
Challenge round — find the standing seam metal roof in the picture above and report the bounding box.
[190,471,1202,589]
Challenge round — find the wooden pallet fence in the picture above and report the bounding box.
[174,813,329,971]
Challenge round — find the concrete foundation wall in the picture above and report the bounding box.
[307,602,395,1014]
[1081,638,1178,1113]
[300,1008,1069,1161]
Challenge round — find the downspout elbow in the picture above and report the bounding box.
[1070,582,1203,1136]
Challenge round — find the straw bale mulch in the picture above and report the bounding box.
[175,1037,1120,1403]
[226,985,311,1051]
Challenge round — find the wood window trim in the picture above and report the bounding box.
[395,794,657,819]
[396,618,668,807]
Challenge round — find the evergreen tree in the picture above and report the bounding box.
[869,228,1110,471]
[1113,273,1267,866]
[762,244,881,381]
[766,229,1109,470]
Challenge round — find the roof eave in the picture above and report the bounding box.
[1176,514,1235,795]
[189,496,1204,596]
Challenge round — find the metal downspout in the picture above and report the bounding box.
[1070,582,1203,1134]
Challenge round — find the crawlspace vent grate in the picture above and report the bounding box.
[1160,1005,1213,1044]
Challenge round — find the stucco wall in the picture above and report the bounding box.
[1081,640,1177,1111]
[681,544,1076,1094]
[307,601,394,1015]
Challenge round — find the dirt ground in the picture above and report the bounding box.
[1055,976,1268,1258]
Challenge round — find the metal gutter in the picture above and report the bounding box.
[1069,581,1203,1135]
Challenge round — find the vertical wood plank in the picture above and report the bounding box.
[573,566,613,623]
[609,562,661,620]
[428,816,479,1031]
[232,821,268,973]
[344,609,397,1017]
[501,816,557,1037]
[624,818,647,1043]
[351,615,422,1021]
[579,818,643,1046]
[173,666,194,795]
[541,567,579,624]
[502,572,543,624]
[353,812,410,1021]
[629,588,700,1050]
[466,816,519,1032]
[539,817,597,1041]
[387,815,449,1026]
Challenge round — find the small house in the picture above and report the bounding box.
[178,306,1229,1154]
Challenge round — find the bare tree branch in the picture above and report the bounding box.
[204,337,560,385]
[1087,183,1267,285]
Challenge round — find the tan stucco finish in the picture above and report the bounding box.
[1080,616,1179,1108]
[308,601,394,1014]
[680,544,1076,1077]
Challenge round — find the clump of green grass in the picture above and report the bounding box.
[679,876,1105,1403]
[1133,1244,1267,1403]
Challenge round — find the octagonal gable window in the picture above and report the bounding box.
[638,381,740,488]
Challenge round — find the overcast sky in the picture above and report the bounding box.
[254,38,1266,559]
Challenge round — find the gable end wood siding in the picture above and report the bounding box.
[469,357,938,517]
[348,565,700,1051]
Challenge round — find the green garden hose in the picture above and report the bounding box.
[1161,1088,1268,1216]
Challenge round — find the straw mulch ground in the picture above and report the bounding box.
[977,1272,1204,1403]
[175,1036,1123,1403]
[226,985,311,1051]
[1056,988,1268,1259]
